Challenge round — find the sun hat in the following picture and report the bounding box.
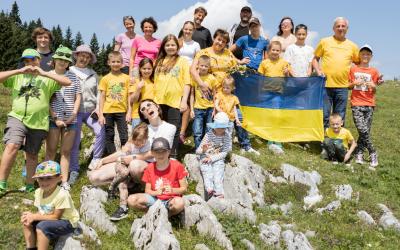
[20,48,41,60]
[151,137,171,152]
[207,112,233,129]
[32,160,61,179]
[52,45,73,63]
[359,44,373,53]
[73,44,97,64]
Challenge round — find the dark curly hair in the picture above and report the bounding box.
[141,17,158,33]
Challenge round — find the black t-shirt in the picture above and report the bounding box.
[18,51,54,71]
[232,24,249,59]
[193,26,213,49]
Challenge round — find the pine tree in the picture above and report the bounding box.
[0,12,15,69]
[36,18,43,27]
[90,33,100,56]
[73,31,84,50]
[93,44,108,75]
[9,1,21,25]
[64,26,73,48]
[52,25,64,50]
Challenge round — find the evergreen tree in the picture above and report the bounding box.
[90,33,100,55]
[0,12,15,69]
[73,31,84,50]
[64,26,73,48]
[52,25,64,50]
[9,1,21,25]
[93,44,108,75]
[36,18,43,27]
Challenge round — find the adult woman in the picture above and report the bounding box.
[114,16,138,75]
[271,17,296,54]
[129,17,161,81]
[69,45,105,185]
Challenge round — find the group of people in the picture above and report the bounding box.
[0,5,384,250]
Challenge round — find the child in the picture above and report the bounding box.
[0,49,71,193]
[128,58,155,129]
[21,161,79,249]
[283,24,314,77]
[349,44,383,169]
[191,55,218,149]
[127,137,188,217]
[258,41,293,154]
[322,114,357,164]
[214,76,259,155]
[99,51,131,156]
[196,112,232,199]
[46,45,81,191]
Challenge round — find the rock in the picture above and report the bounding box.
[54,234,84,250]
[194,244,210,250]
[378,204,400,232]
[22,198,34,206]
[259,221,281,248]
[207,196,256,224]
[182,195,233,250]
[357,210,376,225]
[304,188,323,210]
[269,174,288,184]
[270,202,293,215]
[241,239,255,250]
[305,230,316,238]
[281,230,314,250]
[335,184,353,200]
[131,200,180,250]
[282,224,296,230]
[76,221,101,245]
[80,186,117,235]
[317,200,341,214]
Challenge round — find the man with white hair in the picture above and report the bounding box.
[313,17,359,128]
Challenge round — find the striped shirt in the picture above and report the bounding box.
[196,129,232,163]
[50,70,81,124]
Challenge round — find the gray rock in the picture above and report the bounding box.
[182,195,233,250]
[335,184,353,200]
[194,244,210,250]
[259,221,281,248]
[241,239,255,250]
[76,221,101,245]
[22,198,34,206]
[80,186,117,235]
[281,230,314,250]
[305,230,316,238]
[270,202,293,215]
[269,174,288,184]
[317,200,341,214]
[54,234,84,250]
[378,204,400,232]
[357,210,376,225]
[207,197,256,224]
[131,200,180,250]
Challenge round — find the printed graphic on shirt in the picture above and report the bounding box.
[18,81,41,117]
[39,204,54,215]
[353,72,372,91]
[155,177,172,192]
[109,82,125,102]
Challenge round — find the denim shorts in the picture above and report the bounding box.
[145,194,171,208]
[49,120,77,131]
[32,220,75,240]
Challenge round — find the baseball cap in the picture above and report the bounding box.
[360,44,373,53]
[53,45,73,63]
[249,17,261,26]
[151,137,171,152]
[33,161,61,179]
[21,48,41,60]
[241,6,252,13]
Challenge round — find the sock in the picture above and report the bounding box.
[0,180,7,190]
[120,204,128,211]
[25,184,35,192]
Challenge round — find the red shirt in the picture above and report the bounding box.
[142,159,188,200]
[349,65,380,107]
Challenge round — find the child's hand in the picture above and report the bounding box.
[235,119,242,127]
[55,120,67,128]
[125,112,131,123]
[378,74,384,84]
[137,80,145,90]
[283,66,289,76]
[32,66,45,76]
[21,212,34,225]
[163,184,172,194]
[240,57,250,65]
[202,156,212,164]
[190,110,195,119]
[155,188,163,196]
[202,143,209,153]
[98,115,105,126]
[18,65,35,74]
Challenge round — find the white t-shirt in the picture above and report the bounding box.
[127,140,151,155]
[148,121,176,149]
[283,44,314,77]
[178,40,201,65]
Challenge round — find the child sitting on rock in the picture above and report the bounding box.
[196,112,232,199]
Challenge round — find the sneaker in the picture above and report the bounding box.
[68,171,79,185]
[268,144,284,155]
[332,161,339,165]
[88,158,101,171]
[110,207,128,221]
[320,149,328,160]
[61,182,71,191]
[355,153,364,164]
[370,153,378,168]
[242,147,260,156]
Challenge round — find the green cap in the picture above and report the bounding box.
[52,45,73,63]
[21,48,41,60]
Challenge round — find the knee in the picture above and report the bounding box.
[170,197,185,211]
[129,161,145,179]
[88,172,100,185]
[127,194,145,208]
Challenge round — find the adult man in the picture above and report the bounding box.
[313,17,359,128]
[229,6,253,59]
[192,7,213,49]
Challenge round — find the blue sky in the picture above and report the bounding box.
[1,0,399,79]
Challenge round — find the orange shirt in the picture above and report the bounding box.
[349,65,380,107]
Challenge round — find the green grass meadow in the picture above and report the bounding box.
[0,82,399,249]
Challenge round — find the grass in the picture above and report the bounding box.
[0,82,400,249]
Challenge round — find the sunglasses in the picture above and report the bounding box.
[55,52,72,58]
[140,102,153,112]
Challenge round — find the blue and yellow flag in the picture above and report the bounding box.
[233,72,325,142]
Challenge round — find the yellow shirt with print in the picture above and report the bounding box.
[314,36,359,88]
[99,73,131,113]
[193,73,217,109]
[215,92,240,121]
[34,186,80,228]
[154,57,191,109]
[195,48,237,92]
[129,78,155,118]
[325,127,354,150]
[258,58,291,77]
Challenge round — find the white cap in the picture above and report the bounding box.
[360,44,373,53]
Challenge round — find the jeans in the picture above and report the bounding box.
[323,88,349,128]
[193,108,213,150]
[235,107,251,150]
[131,118,141,129]
[104,113,128,156]
[70,112,105,172]
[160,105,181,159]
[322,137,347,162]
[200,159,225,196]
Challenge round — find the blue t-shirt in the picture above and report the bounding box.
[235,35,269,70]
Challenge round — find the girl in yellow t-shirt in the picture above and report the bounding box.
[154,34,191,158]
[128,58,155,128]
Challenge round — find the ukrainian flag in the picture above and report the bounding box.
[233,72,325,142]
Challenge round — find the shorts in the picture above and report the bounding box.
[3,116,47,154]
[49,120,77,131]
[131,118,141,129]
[145,194,171,209]
[32,220,75,240]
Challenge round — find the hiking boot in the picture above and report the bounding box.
[355,153,364,164]
[240,147,260,156]
[110,207,128,221]
[68,171,80,186]
[370,153,378,168]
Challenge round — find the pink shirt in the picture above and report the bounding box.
[115,33,137,66]
[132,36,161,67]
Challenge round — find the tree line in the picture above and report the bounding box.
[0,1,114,75]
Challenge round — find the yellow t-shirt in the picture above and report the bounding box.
[154,57,191,109]
[34,186,80,228]
[99,73,131,113]
[195,48,237,91]
[314,36,359,88]
[215,92,240,121]
[193,73,217,109]
[129,78,155,118]
[325,127,354,149]
[258,58,291,77]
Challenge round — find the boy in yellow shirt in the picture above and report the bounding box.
[99,51,131,156]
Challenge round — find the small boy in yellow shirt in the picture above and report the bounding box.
[99,51,131,156]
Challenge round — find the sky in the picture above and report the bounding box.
[1,0,399,79]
